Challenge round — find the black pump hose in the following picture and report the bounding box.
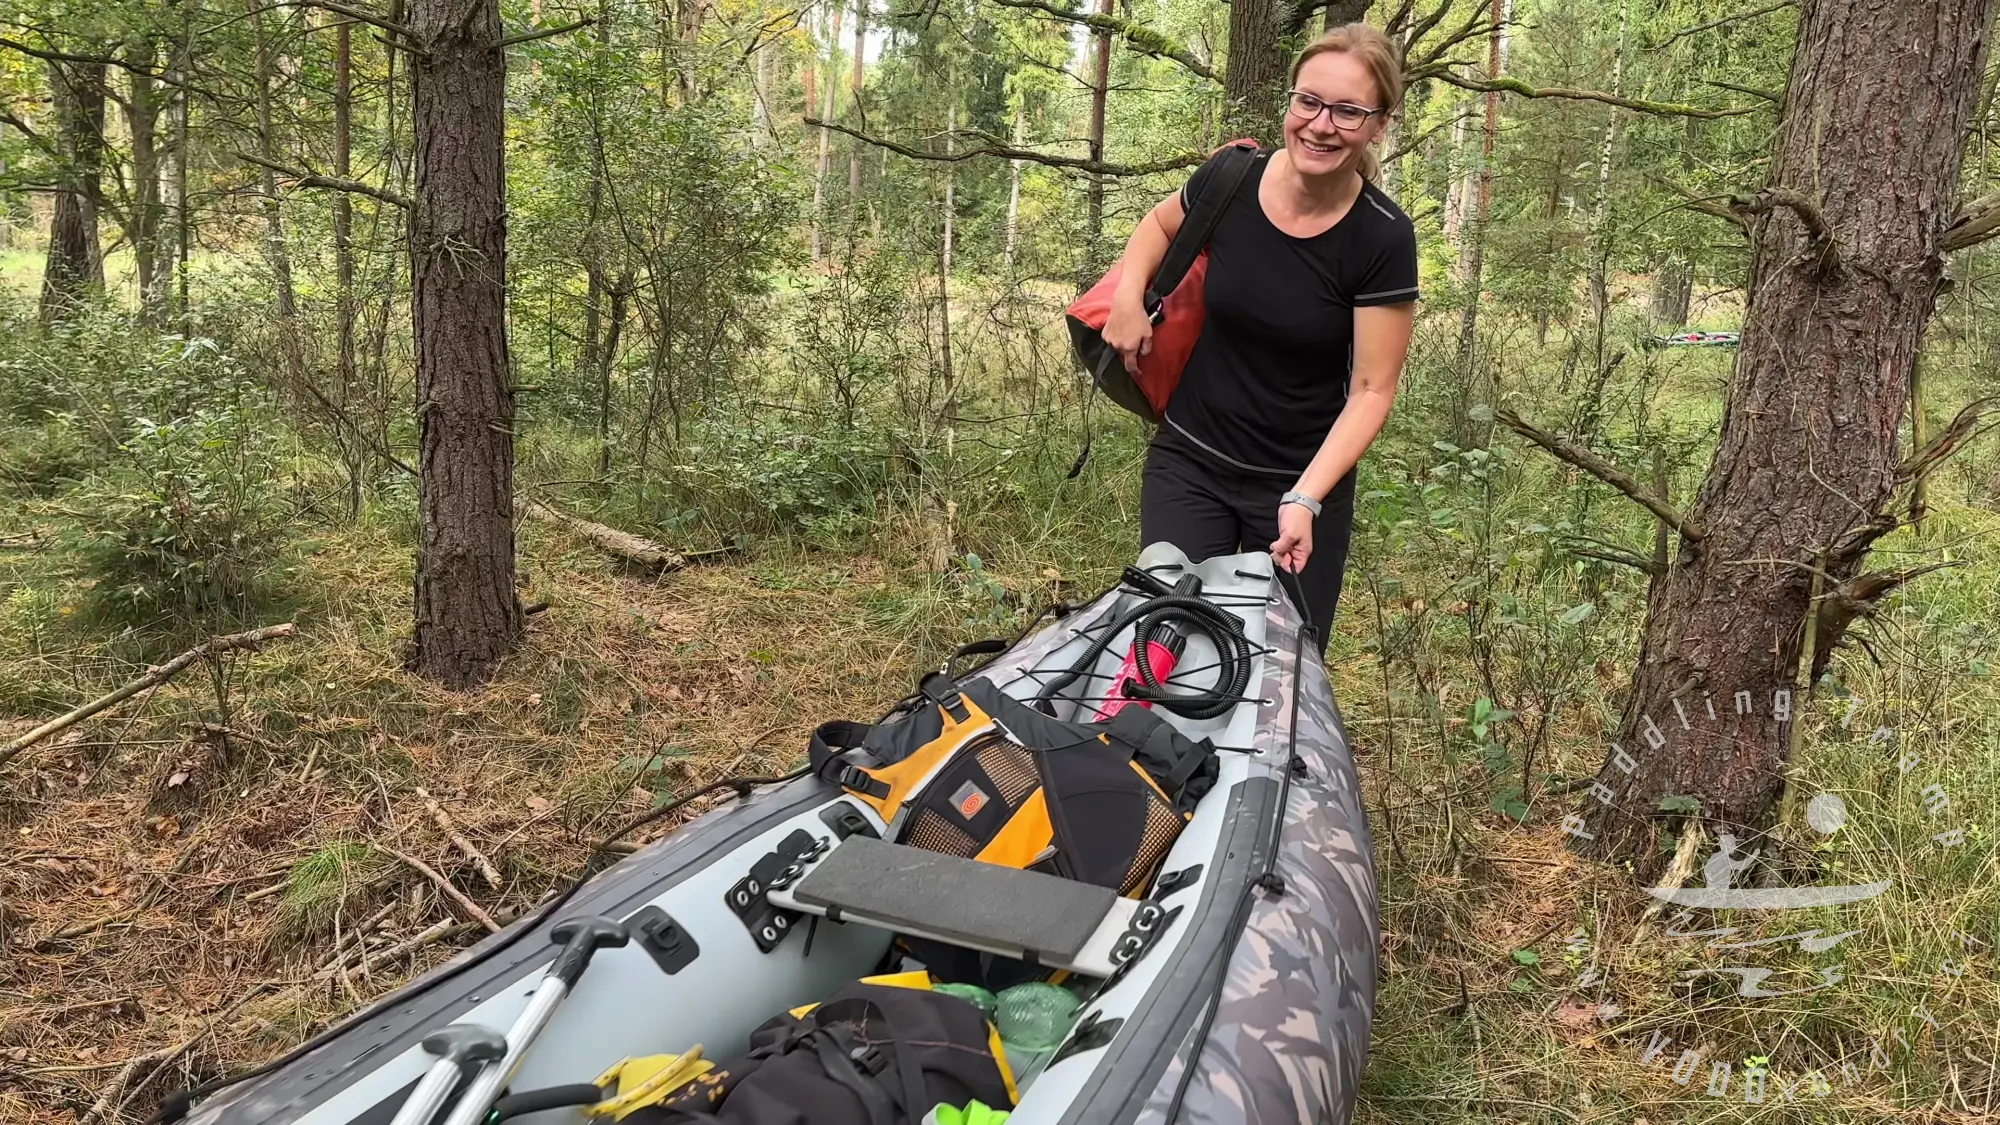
[1033,591,1256,721]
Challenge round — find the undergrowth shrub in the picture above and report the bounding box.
[0,310,296,623]
[663,414,895,544]
[82,397,286,620]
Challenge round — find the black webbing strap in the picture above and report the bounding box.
[809,721,891,799]
[1106,706,1211,795]
[1142,143,1263,317]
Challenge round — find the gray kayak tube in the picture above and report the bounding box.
[167,543,1379,1125]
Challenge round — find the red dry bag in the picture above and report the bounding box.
[1064,141,1265,424]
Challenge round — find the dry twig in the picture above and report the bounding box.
[1496,409,1706,542]
[380,846,500,934]
[0,623,298,772]
[416,787,502,890]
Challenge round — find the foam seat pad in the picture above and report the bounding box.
[788,837,1117,961]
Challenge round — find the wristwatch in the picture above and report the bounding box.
[1280,491,1322,518]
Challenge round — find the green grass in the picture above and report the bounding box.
[1,275,1996,1124]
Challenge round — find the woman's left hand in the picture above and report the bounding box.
[1271,503,1314,573]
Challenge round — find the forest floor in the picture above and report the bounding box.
[2,309,1998,1123]
[5,503,1995,1125]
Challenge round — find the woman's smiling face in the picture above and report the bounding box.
[1282,50,1387,179]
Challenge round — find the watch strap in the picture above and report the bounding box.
[1280,491,1322,518]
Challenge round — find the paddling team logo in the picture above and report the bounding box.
[1559,686,1980,1105]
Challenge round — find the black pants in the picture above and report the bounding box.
[1138,425,1355,653]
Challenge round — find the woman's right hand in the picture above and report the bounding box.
[1101,294,1154,375]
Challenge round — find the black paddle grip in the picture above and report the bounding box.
[547,916,629,988]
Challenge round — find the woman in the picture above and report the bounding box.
[1101,24,1417,652]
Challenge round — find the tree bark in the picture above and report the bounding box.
[1452,0,1503,443]
[39,60,107,324]
[1003,103,1025,271]
[409,0,523,688]
[173,14,195,319]
[252,5,306,383]
[1223,0,1284,140]
[1649,256,1692,327]
[334,16,362,516]
[808,2,844,262]
[1577,0,1997,870]
[1084,0,1113,281]
[125,38,166,322]
[845,0,867,242]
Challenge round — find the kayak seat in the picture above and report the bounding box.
[773,837,1132,975]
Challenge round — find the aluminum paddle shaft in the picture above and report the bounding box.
[436,916,629,1125]
[387,1025,506,1125]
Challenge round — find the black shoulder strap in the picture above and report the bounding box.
[1144,143,1263,313]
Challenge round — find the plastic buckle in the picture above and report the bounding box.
[918,674,971,723]
[834,764,890,800]
[848,1044,888,1077]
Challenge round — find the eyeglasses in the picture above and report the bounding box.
[1286,90,1384,131]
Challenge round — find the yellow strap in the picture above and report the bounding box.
[587,1048,714,1120]
[846,698,995,822]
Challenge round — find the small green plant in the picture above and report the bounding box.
[83,403,285,620]
[276,842,389,942]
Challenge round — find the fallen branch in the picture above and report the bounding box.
[1729,187,1836,263]
[1900,395,1999,484]
[491,16,593,47]
[0,623,297,773]
[31,834,210,950]
[984,0,1215,80]
[308,901,410,981]
[1943,191,2000,252]
[416,787,503,890]
[235,151,413,211]
[517,498,686,571]
[347,918,474,976]
[380,846,501,933]
[1496,409,1707,542]
[805,118,1205,177]
[106,985,273,1121]
[1419,69,1759,118]
[1567,544,1663,577]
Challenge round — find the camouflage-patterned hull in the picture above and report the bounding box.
[176,546,1378,1125]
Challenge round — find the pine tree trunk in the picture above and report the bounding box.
[409,0,522,689]
[125,38,165,322]
[808,3,843,262]
[1084,0,1113,282]
[1577,0,1997,871]
[845,0,867,241]
[1649,257,1692,327]
[1452,0,1503,439]
[1003,103,1024,271]
[252,6,306,382]
[1223,0,1283,140]
[40,60,107,324]
[334,17,362,516]
[173,18,193,319]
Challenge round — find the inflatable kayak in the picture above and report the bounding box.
[165,544,1379,1125]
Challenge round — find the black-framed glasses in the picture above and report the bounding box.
[1286,90,1384,131]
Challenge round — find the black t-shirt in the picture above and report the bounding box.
[1165,154,1420,475]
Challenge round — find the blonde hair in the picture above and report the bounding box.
[1290,24,1404,183]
